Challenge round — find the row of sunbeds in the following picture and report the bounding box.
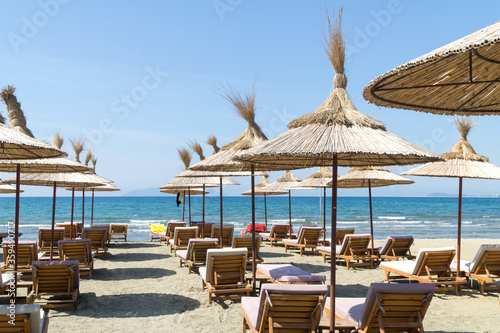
[0,224,129,332]
[160,222,441,332]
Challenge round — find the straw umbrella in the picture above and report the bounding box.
[233,8,441,331]
[402,118,500,276]
[334,166,414,254]
[241,175,287,229]
[261,171,305,234]
[0,183,22,193]
[363,22,500,115]
[2,172,108,258]
[0,101,70,300]
[189,86,278,291]
[293,167,333,243]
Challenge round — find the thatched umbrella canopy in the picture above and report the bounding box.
[160,187,209,195]
[233,8,441,330]
[189,86,278,289]
[207,135,219,155]
[0,114,67,301]
[363,22,500,115]
[333,166,414,254]
[0,183,22,193]
[402,118,500,274]
[241,176,287,228]
[293,167,333,243]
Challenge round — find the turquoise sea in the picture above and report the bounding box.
[0,196,499,242]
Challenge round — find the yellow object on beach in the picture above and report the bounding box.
[149,224,166,233]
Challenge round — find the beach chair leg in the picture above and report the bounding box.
[284,244,288,253]
[299,247,303,256]
[242,317,247,333]
[479,281,485,295]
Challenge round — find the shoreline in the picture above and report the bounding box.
[23,237,497,332]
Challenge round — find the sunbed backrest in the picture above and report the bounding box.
[411,247,455,275]
[338,234,371,255]
[359,283,435,330]
[173,227,198,247]
[298,227,322,245]
[38,227,65,251]
[0,304,43,333]
[58,239,92,264]
[32,260,80,293]
[336,228,355,245]
[255,284,327,332]
[271,224,289,238]
[470,244,500,274]
[232,235,262,256]
[204,248,247,284]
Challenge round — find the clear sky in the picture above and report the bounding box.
[0,0,499,197]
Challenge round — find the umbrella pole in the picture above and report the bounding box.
[457,177,463,278]
[330,155,338,333]
[13,164,20,301]
[202,184,206,238]
[251,165,256,293]
[82,189,85,229]
[91,189,95,226]
[70,188,75,239]
[288,190,292,236]
[369,180,374,256]
[182,191,185,221]
[50,182,56,260]
[219,177,223,248]
[264,193,267,229]
[188,187,191,224]
[323,187,326,244]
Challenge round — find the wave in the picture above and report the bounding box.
[269,219,306,223]
[129,219,168,224]
[378,216,406,220]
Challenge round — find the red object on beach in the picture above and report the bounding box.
[241,223,266,236]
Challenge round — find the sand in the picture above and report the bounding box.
[37,238,500,332]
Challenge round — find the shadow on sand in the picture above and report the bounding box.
[92,267,175,281]
[100,252,169,262]
[51,293,200,318]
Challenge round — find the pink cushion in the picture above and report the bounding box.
[257,263,325,283]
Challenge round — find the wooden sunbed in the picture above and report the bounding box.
[149,223,166,241]
[335,228,355,245]
[232,235,264,267]
[168,227,198,255]
[2,240,39,274]
[256,263,326,284]
[28,260,80,310]
[453,244,500,295]
[259,224,290,247]
[380,247,467,295]
[199,248,251,304]
[321,233,377,269]
[326,283,435,333]
[378,235,415,261]
[82,228,108,257]
[241,284,327,333]
[282,226,322,256]
[58,239,94,278]
[91,224,111,245]
[38,227,65,256]
[160,221,185,243]
[55,222,78,240]
[211,224,235,247]
[0,304,49,333]
[177,238,218,273]
[109,223,128,242]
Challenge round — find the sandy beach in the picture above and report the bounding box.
[31,237,498,333]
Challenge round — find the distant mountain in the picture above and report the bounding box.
[428,192,499,198]
[122,187,163,197]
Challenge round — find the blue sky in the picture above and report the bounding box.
[0,0,499,197]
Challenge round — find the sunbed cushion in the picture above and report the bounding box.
[257,263,326,283]
[0,304,45,333]
[317,246,330,253]
[0,272,16,289]
[251,283,328,330]
[282,239,298,245]
[201,248,247,284]
[32,260,80,290]
[328,296,364,326]
[379,259,416,275]
[259,232,271,239]
[379,236,414,255]
[241,295,261,330]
